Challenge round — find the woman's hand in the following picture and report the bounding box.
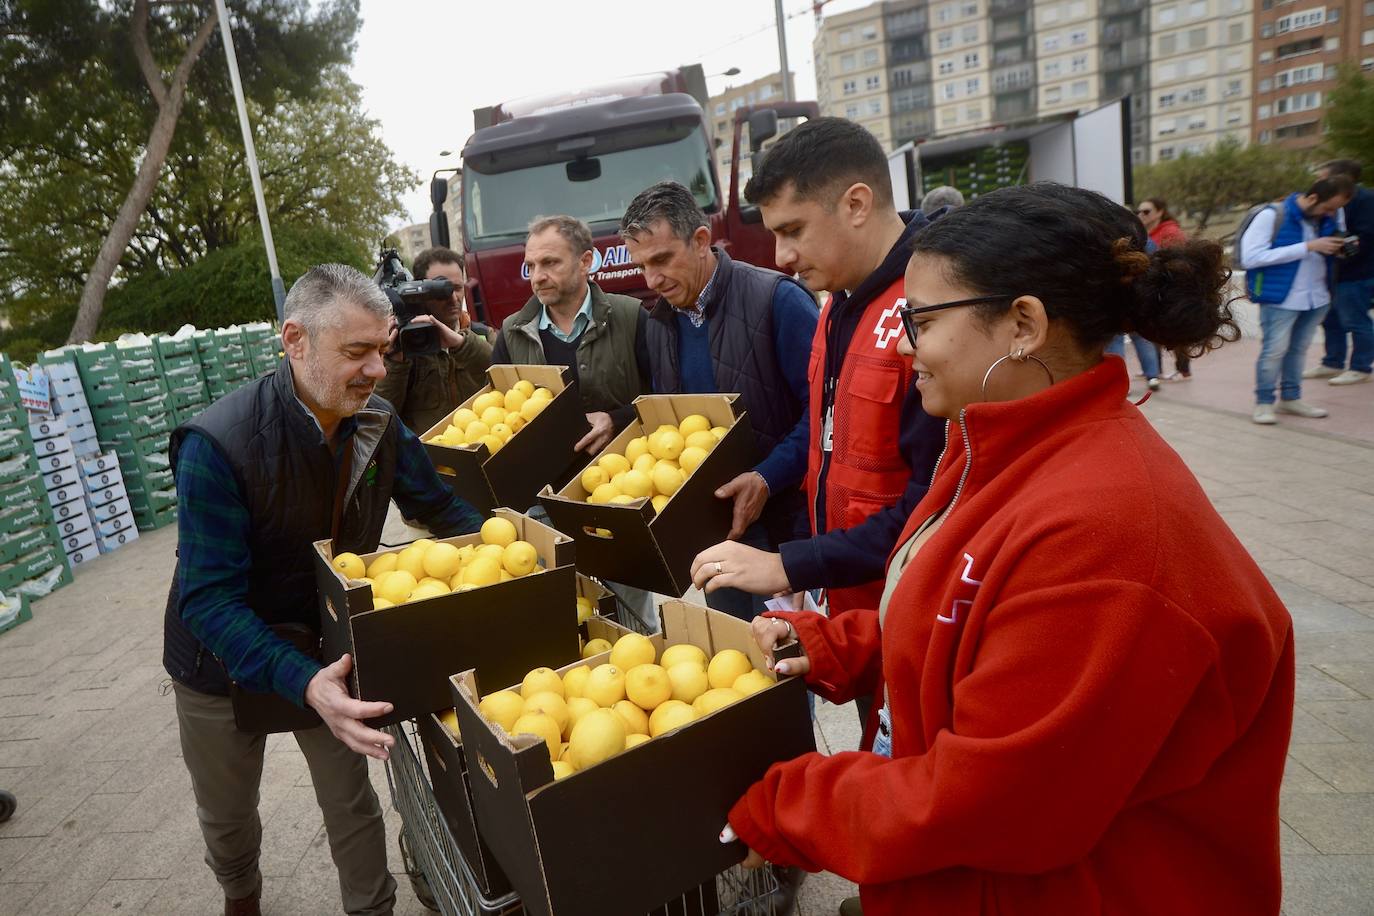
[749,615,811,678]
[720,823,766,869]
[691,541,791,596]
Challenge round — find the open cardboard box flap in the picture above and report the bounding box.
[449,599,813,916]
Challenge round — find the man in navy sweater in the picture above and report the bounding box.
[621,181,818,620]
[1308,159,1374,386]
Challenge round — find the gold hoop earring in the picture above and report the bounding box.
[980,351,1055,402]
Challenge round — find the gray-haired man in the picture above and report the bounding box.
[492,214,652,455]
[163,264,483,915]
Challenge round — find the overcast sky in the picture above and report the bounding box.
[350,0,873,231]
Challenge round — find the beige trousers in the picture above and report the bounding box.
[173,683,397,915]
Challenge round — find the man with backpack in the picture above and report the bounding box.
[1306,160,1374,387]
[1240,175,1355,425]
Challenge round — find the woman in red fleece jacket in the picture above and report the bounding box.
[724,184,1295,915]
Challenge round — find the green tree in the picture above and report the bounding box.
[1133,136,1313,232]
[1324,64,1374,167]
[0,0,362,343]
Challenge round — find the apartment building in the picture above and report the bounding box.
[1148,0,1255,162]
[707,71,795,182]
[1252,0,1374,150]
[813,4,893,148]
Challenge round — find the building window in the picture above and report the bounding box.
[943,82,957,100]
[1158,62,1178,81]
[840,29,854,45]
[966,103,982,120]
[869,98,883,115]
[714,102,726,116]
[1276,8,1326,34]
[1224,78,1244,97]
[1225,51,1244,70]
[961,1,977,14]
[1261,50,1274,62]
[1365,29,1374,45]
[1228,22,1244,43]
[1159,34,1177,55]
[1326,36,1340,51]
[1046,85,1063,104]
[1258,103,1272,118]
[962,24,978,42]
[1183,86,1207,103]
[1277,37,1323,58]
[1260,23,1273,38]
[1071,54,1088,73]
[841,54,857,72]
[863,48,879,67]
[1043,34,1061,52]
[1043,5,1061,24]
[1158,92,1177,108]
[1188,114,1207,129]
[1070,29,1088,46]
[866,75,881,90]
[966,77,982,93]
[1187,0,1207,18]
[939,60,955,74]
[1366,1,1374,14]
[1159,5,1178,25]
[1276,63,1324,86]
[941,108,958,126]
[1068,0,1087,16]
[1188,57,1208,77]
[1045,60,1062,77]
[843,79,857,95]
[1160,146,1176,160]
[937,3,954,23]
[1327,7,1339,22]
[1363,58,1374,70]
[1275,91,1321,113]
[845,103,860,118]
[1259,77,1273,92]
[964,51,980,68]
[1071,80,1089,98]
[1227,108,1243,125]
[1187,27,1207,50]
[938,30,954,49]
[760,85,776,100]
[862,25,879,40]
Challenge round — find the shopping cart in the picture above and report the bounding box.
[381,594,785,916]
[0,790,15,824]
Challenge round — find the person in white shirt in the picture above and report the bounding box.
[1241,175,1354,425]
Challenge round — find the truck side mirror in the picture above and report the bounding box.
[430,176,449,211]
[748,110,778,152]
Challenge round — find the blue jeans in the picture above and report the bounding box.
[1106,335,1161,378]
[1256,305,1330,404]
[1321,279,1374,374]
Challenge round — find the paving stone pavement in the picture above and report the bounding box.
[2,364,1372,914]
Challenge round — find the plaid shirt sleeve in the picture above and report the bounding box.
[389,419,484,536]
[174,431,321,706]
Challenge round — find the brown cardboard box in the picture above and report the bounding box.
[538,395,754,596]
[450,600,814,916]
[422,364,589,514]
[312,509,579,727]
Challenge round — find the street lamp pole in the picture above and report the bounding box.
[213,0,286,322]
[775,0,793,101]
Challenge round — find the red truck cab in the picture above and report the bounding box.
[432,67,817,327]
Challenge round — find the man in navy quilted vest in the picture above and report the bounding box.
[622,181,818,621]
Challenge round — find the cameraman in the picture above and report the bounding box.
[376,247,493,435]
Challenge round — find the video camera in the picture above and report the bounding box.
[372,246,452,358]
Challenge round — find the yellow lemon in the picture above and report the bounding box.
[480,405,506,428]
[678,446,708,476]
[625,732,651,749]
[632,453,656,474]
[376,570,416,604]
[461,556,502,587]
[685,430,717,451]
[651,462,684,497]
[580,465,609,493]
[504,388,528,413]
[708,649,754,689]
[456,544,476,565]
[648,700,698,737]
[473,390,505,415]
[612,699,650,736]
[648,428,685,461]
[365,552,398,579]
[531,387,554,401]
[563,664,593,698]
[693,687,744,716]
[475,543,505,562]
[452,408,479,429]
[481,517,518,547]
[371,597,395,609]
[625,436,650,464]
[499,570,514,582]
[520,397,548,421]
[597,453,631,477]
[655,424,678,435]
[710,426,728,440]
[332,552,365,579]
[479,434,504,454]
[421,542,463,579]
[610,470,628,491]
[521,667,565,699]
[584,664,626,707]
[625,664,672,711]
[490,422,514,442]
[462,420,490,443]
[511,713,561,761]
[610,633,657,671]
[619,469,653,499]
[576,596,595,624]
[513,379,536,398]
[439,708,459,735]
[567,708,626,770]
[397,544,427,581]
[733,669,773,696]
[588,482,620,505]
[502,540,539,577]
[505,411,525,432]
[666,662,710,704]
[651,494,670,514]
[566,695,600,730]
[661,644,708,670]
[582,638,612,659]
[552,760,576,780]
[609,494,639,505]
[479,690,525,733]
[523,691,570,737]
[410,582,449,602]
[678,414,711,436]
[417,576,450,591]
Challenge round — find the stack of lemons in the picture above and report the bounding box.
[579,414,728,513]
[475,632,773,781]
[424,380,556,454]
[331,517,541,609]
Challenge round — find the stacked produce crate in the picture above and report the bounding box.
[242,322,280,376]
[156,331,210,426]
[80,450,139,555]
[30,414,99,568]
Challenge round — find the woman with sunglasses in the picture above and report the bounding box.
[1137,198,1194,379]
[725,184,1294,916]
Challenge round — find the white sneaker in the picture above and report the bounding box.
[1252,404,1277,425]
[1329,370,1371,386]
[1302,365,1343,379]
[1277,400,1329,418]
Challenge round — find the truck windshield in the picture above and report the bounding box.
[464,129,716,247]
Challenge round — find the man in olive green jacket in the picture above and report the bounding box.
[492,216,651,454]
[376,247,493,435]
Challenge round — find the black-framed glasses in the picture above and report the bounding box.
[1136,208,1153,215]
[898,296,1011,348]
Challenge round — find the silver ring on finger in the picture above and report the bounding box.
[714,561,723,575]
